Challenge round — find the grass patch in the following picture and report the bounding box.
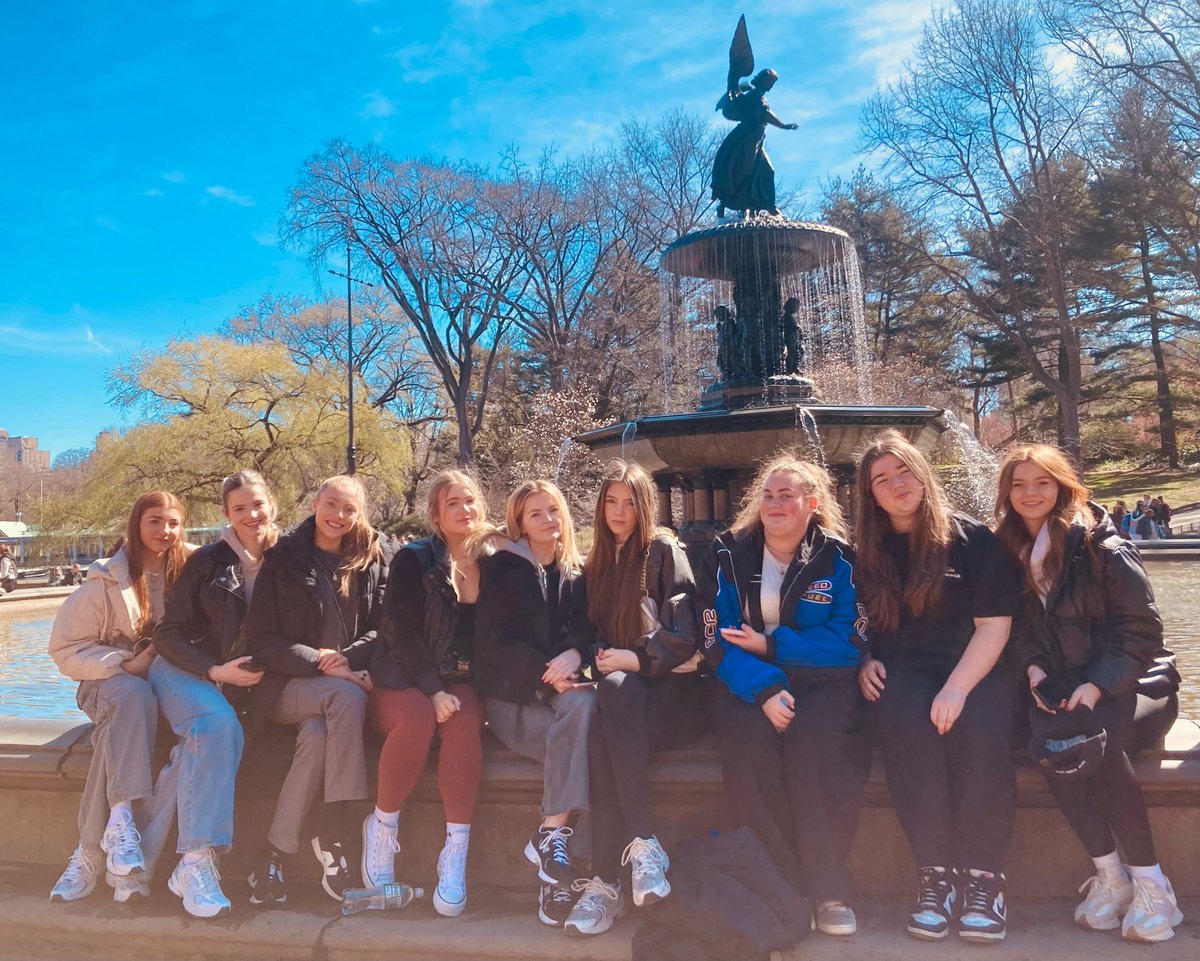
[1085,467,1200,514]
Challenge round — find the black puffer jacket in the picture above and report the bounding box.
[239,517,393,690]
[1010,505,1179,698]
[370,535,466,695]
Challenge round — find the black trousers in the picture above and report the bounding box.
[589,671,709,880]
[714,673,870,902]
[874,659,1017,874]
[1044,690,1158,865]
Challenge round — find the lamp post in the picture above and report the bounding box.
[328,240,375,475]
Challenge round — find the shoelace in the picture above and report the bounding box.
[190,854,224,899]
[620,838,667,879]
[1078,874,1122,901]
[108,815,142,854]
[370,824,401,861]
[570,876,620,910]
[438,840,468,889]
[916,868,951,909]
[60,848,97,884]
[1129,879,1165,918]
[962,876,995,915]
[538,826,573,866]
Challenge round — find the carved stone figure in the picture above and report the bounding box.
[783,295,804,374]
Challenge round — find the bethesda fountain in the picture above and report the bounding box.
[576,15,947,556]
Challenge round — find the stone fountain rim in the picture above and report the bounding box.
[660,217,852,258]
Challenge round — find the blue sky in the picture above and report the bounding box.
[0,0,934,459]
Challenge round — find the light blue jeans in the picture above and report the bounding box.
[147,657,244,860]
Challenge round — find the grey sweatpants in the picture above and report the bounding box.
[266,675,369,855]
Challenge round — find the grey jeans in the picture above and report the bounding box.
[485,686,596,818]
[266,675,369,855]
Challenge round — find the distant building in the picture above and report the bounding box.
[0,430,51,472]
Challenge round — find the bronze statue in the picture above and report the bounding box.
[711,16,798,218]
[783,295,804,374]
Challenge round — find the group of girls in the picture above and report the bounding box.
[45,434,1183,945]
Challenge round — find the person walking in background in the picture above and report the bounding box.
[240,474,390,907]
[47,492,190,907]
[854,431,1018,944]
[995,444,1182,942]
[0,545,18,594]
[698,455,870,937]
[361,470,492,918]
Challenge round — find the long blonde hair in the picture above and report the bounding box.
[314,474,381,597]
[221,469,279,551]
[506,479,582,571]
[854,431,954,633]
[423,468,502,556]
[994,444,1093,593]
[583,460,662,648]
[124,491,188,638]
[732,453,848,540]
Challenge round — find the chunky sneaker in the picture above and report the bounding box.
[524,825,573,884]
[538,881,577,927]
[957,869,1007,943]
[101,807,145,877]
[311,835,354,901]
[433,837,469,917]
[50,845,102,902]
[1076,871,1134,930]
[247,849,289,907]
[907,865,957,940]
[1122,876,1183,943]
[621,836,671,907]
[815,899,857,936]
[168,850,232,918]
[564,877,626,936]
[361,813,401,888]
[107,870,150,903]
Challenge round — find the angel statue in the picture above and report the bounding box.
[711,15,798,218]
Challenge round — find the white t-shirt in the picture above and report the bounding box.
[759,545,789,634]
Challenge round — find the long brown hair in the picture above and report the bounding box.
[314,474,381,597]
[221,469,279,551]
[583,460,661,648]
[506,479,582,572]
[854,431,954,633]
[124,491,188,638]
[731,453,849,540]
[994,444,1093,593]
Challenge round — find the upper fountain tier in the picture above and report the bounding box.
[660,219,852,281]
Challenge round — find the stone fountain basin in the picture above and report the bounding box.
[575,404,949,472]
[660,219,852,280]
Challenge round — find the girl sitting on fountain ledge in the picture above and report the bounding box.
[698,454,871,938]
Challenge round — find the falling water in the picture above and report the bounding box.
[942,411,1001,518]
[620,421,637,460]
[553,436,574,485]
[794,406,826,466]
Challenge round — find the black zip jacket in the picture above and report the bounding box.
[474,540,587,705]
[370,535,467,695]
[239,517,392,689]
[1010,505,1178,698]
[575,534,698,677]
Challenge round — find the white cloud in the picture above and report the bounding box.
[162,171,186,183]
[141,187,165,198]
[0,313,135,358]
[848,0,935,84]
[206,185,255,207]
[252,228,279,247]
[362,90,397,119]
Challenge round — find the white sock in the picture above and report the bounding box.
[181,848,209,865]
[446,822,471,845]
[107,801,133,827]
[1092,851,1125,879]
[1128,863,1168,888]
[374,807,400,830]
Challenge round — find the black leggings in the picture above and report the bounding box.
[1043,690,1158,865]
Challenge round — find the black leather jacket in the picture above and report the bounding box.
[1010,505,1179,698]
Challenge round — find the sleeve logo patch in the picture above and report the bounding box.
[808,579,833,591]
[800,591,832,604]
[943,567,963,580]
[702,608,718,647]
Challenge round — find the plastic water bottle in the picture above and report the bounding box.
[341,882,425,916]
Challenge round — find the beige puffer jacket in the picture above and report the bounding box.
[48,549,145,681]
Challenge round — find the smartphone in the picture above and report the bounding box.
[238,658,268,673]
[1034,676,1071,708]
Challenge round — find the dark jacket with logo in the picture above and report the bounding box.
[1010,505,1178,699]
[475,539,587,705]
[696,523,868,705]
[239,517,392,705]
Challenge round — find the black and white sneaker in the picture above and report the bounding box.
[311,836,354,901]
[907,865,957,940]
[524,825,573,884]
[538,882,577,927]
[957,869,1007,943]
[248,849,289,907]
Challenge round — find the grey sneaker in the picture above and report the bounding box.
[564,877,626,936]
[621,836,670,907]
[168,850,232,918]
[107,870,150,903]
[50,845,102,902]
[1075,872,1133,930]
[101,807,145,877]
[815,899,857,936]
[1122,876,1183,943]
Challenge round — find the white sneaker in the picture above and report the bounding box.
[1076,872,1134,930]
[49,845,102,902]
[433,838,469,917]
[1122,876,1184,943]
[564,877,626,936]
[106,870,150,903]
[815,899,857,936]
[167,851,232,919]
[101,807,145,877]
[361,813,400,888]
[621,836,670,907]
